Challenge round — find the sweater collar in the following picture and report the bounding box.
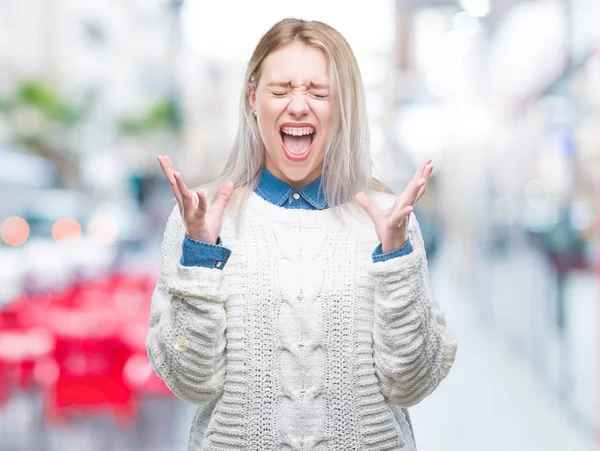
[255,167,329,210]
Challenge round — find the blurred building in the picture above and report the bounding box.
[0,0,183,193]
[391,0,600,441]
[180,58,246,184]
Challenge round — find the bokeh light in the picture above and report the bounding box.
[87,215,119,246]
[52,218,82,244]
[1,216,30,246]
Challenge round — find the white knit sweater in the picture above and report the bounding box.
[146,191,457,451]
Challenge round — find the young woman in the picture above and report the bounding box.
[147,18,457,451]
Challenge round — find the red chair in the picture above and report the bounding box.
[43,309,136,426]
[0,327,55,391]
[0,270,160,426]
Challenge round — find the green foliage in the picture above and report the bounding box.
[0,80,180,138]
[119,97,180,135]
[17,81,84,125]
[0,80,85,126]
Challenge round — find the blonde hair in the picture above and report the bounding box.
[205,18,391,218]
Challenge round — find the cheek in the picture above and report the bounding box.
[256,114,282,151]
[258,103,284,132]
[313,103,333,126]
[258,97,286,115]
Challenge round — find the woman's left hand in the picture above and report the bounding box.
[356,159,434,253]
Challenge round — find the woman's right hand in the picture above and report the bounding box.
[158,155,234,244]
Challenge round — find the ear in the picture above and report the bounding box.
[248,86,256,110]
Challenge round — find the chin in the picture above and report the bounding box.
[272,159,318,185]
[265,142,323,186]
[282,166,316,183]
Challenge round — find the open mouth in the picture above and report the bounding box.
[279,125,315,162]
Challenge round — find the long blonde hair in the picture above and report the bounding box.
[205,18,391,217]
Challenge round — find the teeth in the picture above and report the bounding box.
[281,126,315,136]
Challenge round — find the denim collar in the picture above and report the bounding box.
[255,167,329,210]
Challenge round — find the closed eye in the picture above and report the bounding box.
[311,92,329,99]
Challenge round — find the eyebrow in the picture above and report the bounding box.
[266,81,329,90]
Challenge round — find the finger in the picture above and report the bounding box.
[157,155,170,178]
[173,171,194,213]
[211,181,235,218]
[158,156,183,207]
[410,159,431,185]
[355,192,380,224]
[419,159,432,176]
[161,155,179,185]
[415,184,427,204]
[396,176,424,211]
[389,205,413,229]
[163,154,175,170]
[415,164,433,203]
[158,155,176,178]
[397,160,431,210]
[196,190,207,216]
[408,177,426,205]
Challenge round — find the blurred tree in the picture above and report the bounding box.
[17,82,83,125]
[117,96,181,210]
[118,97,181,135]
[0,80,88,187]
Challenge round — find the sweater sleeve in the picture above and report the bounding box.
[146,205,228,403]
[367,212,457,407]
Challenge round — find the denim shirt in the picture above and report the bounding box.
[181,168,413,269]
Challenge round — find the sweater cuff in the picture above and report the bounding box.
[166,261,227,306]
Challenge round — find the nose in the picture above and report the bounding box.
[287,92,310,117]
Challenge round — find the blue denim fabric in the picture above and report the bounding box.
[255,167,328,210]
[372,241,413,262]
[180,167,412,269]
[180,235,232,269]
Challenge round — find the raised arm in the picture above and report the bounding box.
[145,155,233,403]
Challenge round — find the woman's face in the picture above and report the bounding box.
[249,43,333,189]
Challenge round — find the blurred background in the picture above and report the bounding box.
[0,0,598,450]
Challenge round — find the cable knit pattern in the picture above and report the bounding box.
[272,224,328,449]
[146,191,457,451]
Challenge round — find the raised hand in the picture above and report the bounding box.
[158,155,234,244]
[356,159,434,253]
